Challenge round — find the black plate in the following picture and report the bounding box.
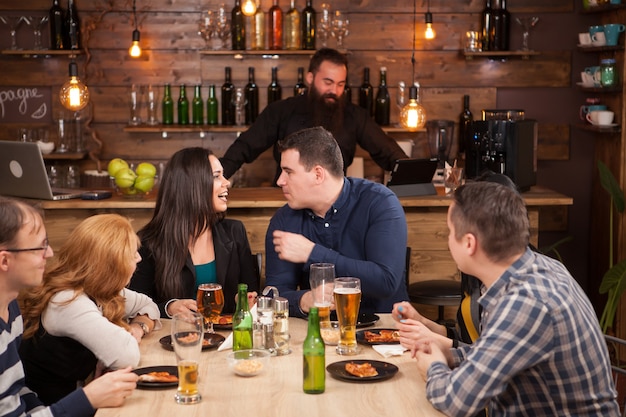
[133,365,178,389]
[329,312,380,328]
[356,328,400,345]
[326,360,399,382]
[212,314,233,330]
[159,333,225,351]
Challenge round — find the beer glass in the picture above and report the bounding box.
[172,312,204,404]
[196,283,224,333]
[333,277,361,355]
[309,263,335,324]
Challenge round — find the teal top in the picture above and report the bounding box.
[195,260,217,287]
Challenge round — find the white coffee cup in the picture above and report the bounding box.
[586,110,614,126]
[591,31,607,46]
[579,32,592,45]
[580,71,595,87]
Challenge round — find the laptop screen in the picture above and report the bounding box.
[387,158,438,186]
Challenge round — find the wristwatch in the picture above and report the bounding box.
[135,322,149,337]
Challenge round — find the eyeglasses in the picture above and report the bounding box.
[2,238,49,255]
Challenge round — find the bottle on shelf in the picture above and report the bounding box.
[162,83,174,125]
[344,77,352,104]
[458,95,473,157]
[222,67,235,126]
[207,84,218,125]
[359,67,374,117]
[192,85,204,125]
[269,0,284,50]
[301,0,316,50]
[65,0,81,50]
[231,0,246,51]
[294,67,308,96]
[177,84,189,125]
[49,0,66,50]
[268,67,282,105]
[302,306,325,394]
[244,67,259,125]
[374,67,390,126]
[480,0,494,52]
[284,0,301,50]
[233,283,253,351]
[251,1,266,50]
[492,0,510,51]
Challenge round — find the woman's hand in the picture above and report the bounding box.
[392,301,422,322]
[166,299,198,317]
[396,318,453,355]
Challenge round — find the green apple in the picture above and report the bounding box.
[134,175,155,193]
[107,158,129,177]
[136,162,157,178]
[114,167,137,188]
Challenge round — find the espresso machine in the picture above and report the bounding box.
[464,117,537,191]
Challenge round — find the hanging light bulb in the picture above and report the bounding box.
[400,86,426,131]
[242,0,257,16]
[59,62,89,111]
[128,0,142,57]
[424,12,436,40]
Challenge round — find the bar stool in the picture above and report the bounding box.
[407,280,462,323]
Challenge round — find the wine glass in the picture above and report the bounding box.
[515,17,539,52]
[0,15,25,50]
[231,87,246,126]
[198,11,216,49]
[319,3,332,48]
[396,81,407,113]
[24,15,49,50]
[196,283,224,333]
[215,4,231,50]
[331,10,349,49]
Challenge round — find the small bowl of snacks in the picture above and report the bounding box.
[320,321,340,346]
[227,349,270,377]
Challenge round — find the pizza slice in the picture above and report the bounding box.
[345,362,379,378]
[364,329,400,343]
[138,371,179,383]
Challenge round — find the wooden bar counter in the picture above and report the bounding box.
[39,186,572,287]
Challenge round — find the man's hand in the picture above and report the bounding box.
[414,341,449,382]
[83,367,138,409]
[272,230,315,263]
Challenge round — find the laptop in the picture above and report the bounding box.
[386,158,438,197]
[0,140,84,200]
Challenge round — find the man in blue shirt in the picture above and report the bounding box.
[265,126,409,318]
[400,182,619,416]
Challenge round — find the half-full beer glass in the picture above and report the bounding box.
[333,277,361,355]
[172,312,204,404]
[309,263,335,324]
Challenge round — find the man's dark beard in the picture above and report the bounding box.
[308,86,345,135]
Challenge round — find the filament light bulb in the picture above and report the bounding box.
[60,62,89,111]
[242,0,257,16]
[129,29,142,57]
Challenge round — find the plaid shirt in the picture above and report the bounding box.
[426,248,620,416]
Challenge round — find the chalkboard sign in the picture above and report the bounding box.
[0,86,53,124]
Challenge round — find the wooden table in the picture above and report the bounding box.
[96,314,445,417]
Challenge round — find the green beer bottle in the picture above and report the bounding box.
[233,283,253,351]
[192,85,204,125]
[162,83,174,125]
[177,84,189,125]
[303,307,325,394]
[207,85,218,125]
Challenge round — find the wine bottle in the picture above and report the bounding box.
[267,67,282,105]
[492,0,510,51]
[222,67,235,126]
[244,67,259,125]
[358,67,374,117]
[177,84,189,125]
[303,306,325,394]
[49,0,65,50]
[480,0,494,52]
[284,0,301,50]
[207,84,218,125]
[269,0,283,50]
[344,77,352,104]
[233,283,253,351]
[301,0,316,50]
[231,0,246,51]
[162,83,174,125]
[458,95,473,156]
[294,67,308,96]
[65,0,81,50]
[251,2,266,50]
[192,85,204,125]
[374,67,390,126]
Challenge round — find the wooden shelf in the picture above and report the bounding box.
[581,3,626,14]
[575,123,621,134]
[577,45,624,53]
[124,124,423,134]
[576,84,622,93]
[42,152,87,160]
[199,49,319,60]
[1,49,83,58]
[462,50,540,60]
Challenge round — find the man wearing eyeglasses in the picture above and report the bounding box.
[0,197,138,417]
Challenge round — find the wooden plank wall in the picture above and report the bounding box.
[0,0,572,186]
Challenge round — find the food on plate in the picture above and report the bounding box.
[233,359,264,376]
[211,314,233,325]
[364,329,399,343]
[178,332,200,344]
[345,362,379,378]
[138,371,178,383]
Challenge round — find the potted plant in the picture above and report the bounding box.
[598,161,626,333]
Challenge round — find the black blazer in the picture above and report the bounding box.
[129,219,259,317]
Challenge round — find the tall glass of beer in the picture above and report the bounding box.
[333,277,361,355]
[197,283,224,333]
[172,312,204,404]
[309,263,335,324]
